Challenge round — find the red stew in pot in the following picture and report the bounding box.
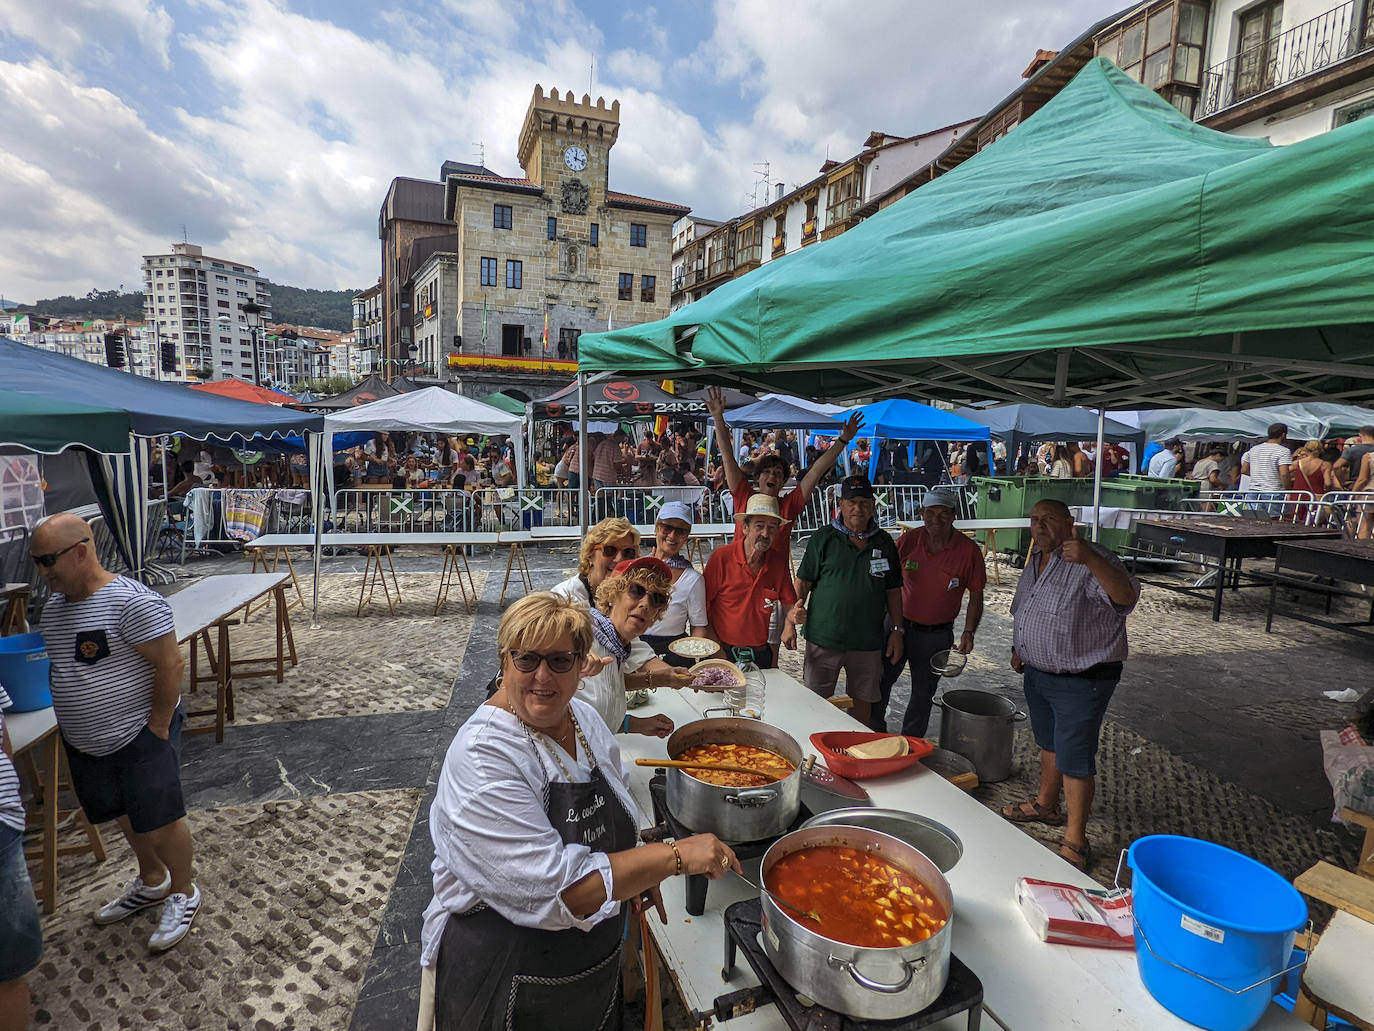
[764,845,948,947]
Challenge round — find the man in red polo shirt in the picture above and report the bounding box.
[873,488,986,735]
[706,387,860,555]
[704,494,796,669]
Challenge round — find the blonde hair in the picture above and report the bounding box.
[497,592,593,658]
[577,516,638,577]
[1301,439,1323,457]
[595,564,673,619]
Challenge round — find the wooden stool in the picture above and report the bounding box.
[2,583,32,634]
[1294,861,1374,1029]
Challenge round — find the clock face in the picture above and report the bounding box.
[563,145,588,171]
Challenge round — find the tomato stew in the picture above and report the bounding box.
[764,845,948,948]
[677,743,795,787]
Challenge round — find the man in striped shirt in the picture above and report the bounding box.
[32,513,200,952]
[1,686,42,1028]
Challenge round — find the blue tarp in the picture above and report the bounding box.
[726,397,847,430]
[0,339,323,442]
[954,404,1146,458]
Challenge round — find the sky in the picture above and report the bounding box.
[0,0,1119,304]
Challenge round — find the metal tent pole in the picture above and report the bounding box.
[1091,408,1106,543]
[577,372,589,535]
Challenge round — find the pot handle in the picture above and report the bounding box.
[702,705,735,718]
[931,693,945,709]
[724,788,777,808]
[827,953,927,994]
[1012,709,1028,723]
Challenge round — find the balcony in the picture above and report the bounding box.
[801,218,817,242]
[1198,0,1374,119]
[771,234,785,257]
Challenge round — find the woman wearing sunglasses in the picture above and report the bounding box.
[582,557,696,738]
[550,517,640,607]
[420,592,739,1031]
[640,502,718,666]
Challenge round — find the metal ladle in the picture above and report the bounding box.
[731,870,822,924]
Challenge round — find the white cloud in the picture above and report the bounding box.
[605,48,663,91]
[0,0,173,68]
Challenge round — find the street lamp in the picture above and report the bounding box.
[241,300,262,386]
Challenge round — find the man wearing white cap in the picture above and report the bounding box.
[642,501,717,664]
[703,494,797,669]
[874,487,986,736]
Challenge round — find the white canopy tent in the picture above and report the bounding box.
[308,387,527,623]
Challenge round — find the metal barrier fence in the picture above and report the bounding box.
[332,489,478,533]
[168,488,304,562]
[1314,490,1374,538]
[1181,491,1319,523]
[819,482,978,529]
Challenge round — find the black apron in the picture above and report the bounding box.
[434,736,638,1031]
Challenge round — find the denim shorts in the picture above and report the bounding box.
[1022,666,1119,778]
[62,706,187,834]
[0,825,42,982]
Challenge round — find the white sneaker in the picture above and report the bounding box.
[93,871,172,925]
[147,885,201,952]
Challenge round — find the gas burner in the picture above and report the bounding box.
[646,772,814,916]
[716,898,984,1030]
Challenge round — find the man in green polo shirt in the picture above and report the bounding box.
[782,475,903,725]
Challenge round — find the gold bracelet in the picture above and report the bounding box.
[666,839,682,876]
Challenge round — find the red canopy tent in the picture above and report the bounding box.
[188,379,296,405]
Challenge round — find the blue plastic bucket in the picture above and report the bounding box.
[1128,835,1307,1031]
[0,632,52,712]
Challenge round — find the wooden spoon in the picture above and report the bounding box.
[634,758,780,782]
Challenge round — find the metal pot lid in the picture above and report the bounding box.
[798,808,963,873]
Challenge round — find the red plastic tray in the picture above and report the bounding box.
[809,731,935,780]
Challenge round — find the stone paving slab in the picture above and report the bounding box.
[28,789,419,1030]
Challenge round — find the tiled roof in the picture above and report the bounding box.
[606,190,690,215]
[452,173,541,188]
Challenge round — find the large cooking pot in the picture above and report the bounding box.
[759,826,953,1020]
[664,717,802,843]
[934,688,1026,783]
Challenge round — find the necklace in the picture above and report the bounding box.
[507,703,593,781]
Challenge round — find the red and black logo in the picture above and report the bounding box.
[602,382,639,402]
[635,402,654,415]
[544,402,564,418]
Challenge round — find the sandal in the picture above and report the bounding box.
[1059,838,1091,871]
[1000,799,1065,826]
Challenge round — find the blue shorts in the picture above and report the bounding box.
[0,825,42,982]
[62,706,187,834]
[1022,666,1119,778]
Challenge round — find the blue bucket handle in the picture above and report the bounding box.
[1115,848,1310,996]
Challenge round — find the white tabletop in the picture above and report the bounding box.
[245,532,502,548]
[618,672,1306,1030]
[167,572,290,641]
[5,705,57,753]
[897,518,1032,531]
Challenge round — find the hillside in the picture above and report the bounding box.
[20,284,360,331]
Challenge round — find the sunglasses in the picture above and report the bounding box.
[33,539,89,569]
[600,545,639,561]
[657,524,690,538]
[625,582,669,609]
[509,649,580,674]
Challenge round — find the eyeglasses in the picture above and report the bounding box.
[657,524,690,538]
[600,545,639,561]
[625,582,669,609]
[509,649,580,674]
[33,539,89,569]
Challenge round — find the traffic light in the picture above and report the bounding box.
[103,332,126,368]
[160,339,178,372]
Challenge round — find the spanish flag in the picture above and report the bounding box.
[655,380,673,436]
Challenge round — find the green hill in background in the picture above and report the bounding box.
[20,284,361,331]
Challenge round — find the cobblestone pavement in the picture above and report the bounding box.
[17,542,1372,1030]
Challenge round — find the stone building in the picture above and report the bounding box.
[436,85,688,397]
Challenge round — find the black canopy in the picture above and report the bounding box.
[531,375,708,420]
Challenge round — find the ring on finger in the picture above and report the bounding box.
[720,855,729,868]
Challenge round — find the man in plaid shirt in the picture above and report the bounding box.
[1001,499,1139,871]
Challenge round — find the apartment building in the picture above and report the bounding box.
[670,121,976,311]
[351,281,383,377]
[1,314,157,377]
[141,242,273,383]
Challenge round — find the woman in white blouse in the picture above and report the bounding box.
[639,502,718,664]
[420,593,738,1031]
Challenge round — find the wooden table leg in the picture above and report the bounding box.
[382,545,401,610]
[358,546,377,615]
[499,542,522,608]
[217,620,232,740]
[435,546,454,615]
[459,547,477,613]
[639,913,664,1031]
[279,547,305,612]
[37,734,58,914]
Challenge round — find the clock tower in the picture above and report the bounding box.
[517,85,620,218]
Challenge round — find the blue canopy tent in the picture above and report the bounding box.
[1,340,325,581]
[818,399,990,480]
[955,404,1145,468]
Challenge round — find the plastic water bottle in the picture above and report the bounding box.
[726,654,766,720]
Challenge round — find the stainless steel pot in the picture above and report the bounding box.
[664,717,802,843]
[800,808,963,874]
[934,687,1026,783]
[759,826,953,1020]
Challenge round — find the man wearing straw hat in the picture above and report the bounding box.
[873,487,986,736]
[703,494,796,669]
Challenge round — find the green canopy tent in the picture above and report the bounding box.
[0,390,133,454]
[477,391,529,416]
[577,58,1374,411]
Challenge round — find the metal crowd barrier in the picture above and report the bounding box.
[1182,491,1319,523]
[1314,490,1374,538]
[819,482,977,529]
[332,489,477,534]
